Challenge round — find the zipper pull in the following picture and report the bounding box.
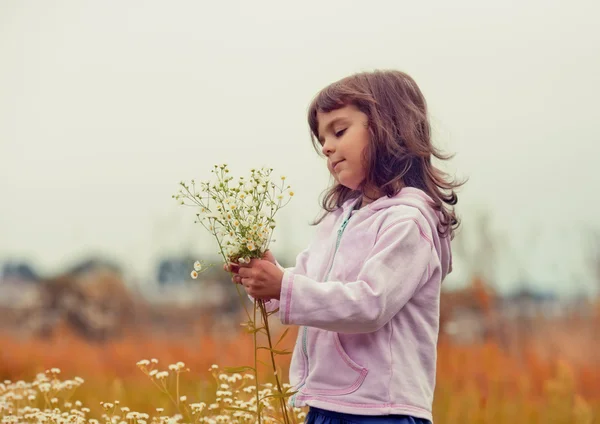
[339,217,350,234]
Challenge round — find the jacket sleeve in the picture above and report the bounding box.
[278,219,434,333]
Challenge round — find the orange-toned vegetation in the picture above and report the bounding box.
[1,269,599,422]
[1,320,598,423]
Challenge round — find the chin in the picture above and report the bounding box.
[338,178,361,191]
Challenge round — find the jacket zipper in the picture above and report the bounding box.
[290,209,355,406]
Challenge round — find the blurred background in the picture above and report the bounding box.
[1,1,599,422]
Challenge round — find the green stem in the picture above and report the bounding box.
[254,300,262,424]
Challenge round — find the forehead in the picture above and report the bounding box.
[316,104,361,135]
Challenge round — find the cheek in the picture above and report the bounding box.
[347,154,367,176]
[345,161,367,188]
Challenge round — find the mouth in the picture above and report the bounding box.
[331,159,345,170]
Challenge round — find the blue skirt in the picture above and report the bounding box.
[305,407,431,424]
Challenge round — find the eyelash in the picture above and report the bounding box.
[318,128,347,146]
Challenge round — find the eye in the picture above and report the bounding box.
[334,128,347,138]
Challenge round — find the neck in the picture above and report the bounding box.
[359,190,379,208]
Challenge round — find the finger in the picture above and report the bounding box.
[232,275,242,284]
[227,263,240,273]
[238,267,251,278]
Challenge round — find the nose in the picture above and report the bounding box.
[321,138,335,156]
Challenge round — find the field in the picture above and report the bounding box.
[1,313,599,424]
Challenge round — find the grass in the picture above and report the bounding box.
[0,320,598,423]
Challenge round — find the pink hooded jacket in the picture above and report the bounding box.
[265,187,452,422]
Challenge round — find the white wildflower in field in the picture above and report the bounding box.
[2,359,308,423]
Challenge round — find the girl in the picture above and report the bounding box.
[229,70,462,424]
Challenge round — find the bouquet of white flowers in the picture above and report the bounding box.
[173,164,295,424]
[174,164,293,270]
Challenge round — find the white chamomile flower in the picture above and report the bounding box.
[194,261,202,271]
[191,270,198,279]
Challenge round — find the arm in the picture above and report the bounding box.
[278,219,434,334]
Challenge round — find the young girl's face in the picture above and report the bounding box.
[317,105,370,191]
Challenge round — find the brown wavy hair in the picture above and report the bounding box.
[307,69,464,239]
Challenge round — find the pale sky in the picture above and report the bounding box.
[1,0,599,295]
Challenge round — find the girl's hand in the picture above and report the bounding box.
[237,258,284,300]
[224,250,277,284]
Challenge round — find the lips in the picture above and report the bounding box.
[331,159,344,170]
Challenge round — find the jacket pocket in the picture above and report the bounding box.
[303,330,368,396]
